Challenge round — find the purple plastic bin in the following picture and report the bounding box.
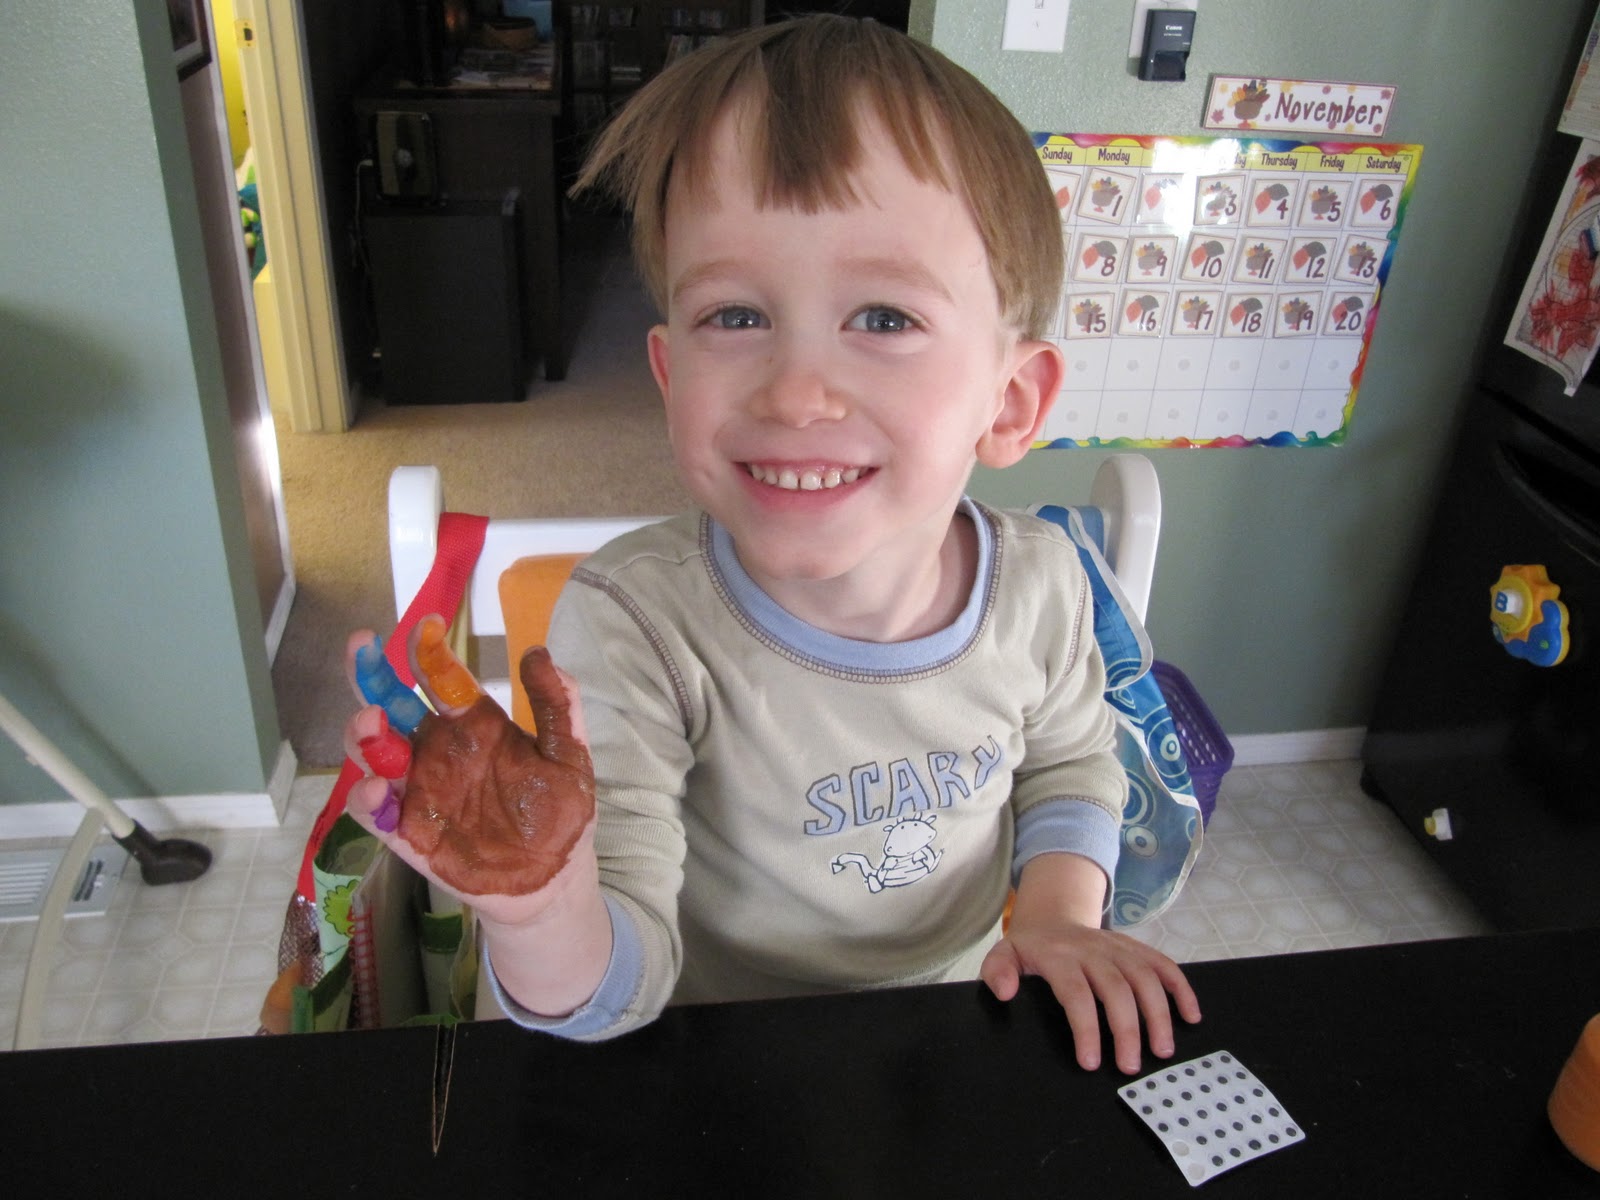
[1152,660,1233,825]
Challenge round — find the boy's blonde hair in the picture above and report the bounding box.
[572,16,1063,341]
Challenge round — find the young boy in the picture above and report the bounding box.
[343,15,1199,1075]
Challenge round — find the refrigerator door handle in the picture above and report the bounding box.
[1494,441,1600,566]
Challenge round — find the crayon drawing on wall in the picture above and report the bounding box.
[1033,133,1422,448]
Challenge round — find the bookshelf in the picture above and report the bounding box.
[561,3,750,144]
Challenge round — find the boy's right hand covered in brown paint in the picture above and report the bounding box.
[402,645,595,896]
[342,621,597,918]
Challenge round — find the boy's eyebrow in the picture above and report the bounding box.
[843,256,956,304]
[669,256,956,305]
[668,259,745,304]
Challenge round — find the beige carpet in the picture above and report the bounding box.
[270,218,690,767]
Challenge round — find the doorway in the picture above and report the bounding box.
[178,0,297,661]
[224,0,358,435]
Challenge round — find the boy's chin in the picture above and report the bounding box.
[730,538,859,587]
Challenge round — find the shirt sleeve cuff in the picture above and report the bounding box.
[485,892,644,1040]
[1013,797,1121,893]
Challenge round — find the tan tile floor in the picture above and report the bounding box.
[1130,759,1486,962]
[1,759,1486,1050]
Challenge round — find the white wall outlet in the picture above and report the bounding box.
[1003,0,1071,54]
[1129,0,1199,58]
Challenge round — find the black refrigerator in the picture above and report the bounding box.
[1361,113,1600,931]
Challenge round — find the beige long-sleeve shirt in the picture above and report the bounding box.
[489,500,1125,1039]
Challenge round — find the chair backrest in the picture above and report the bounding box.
[388,466,662,728]
[1080,453,1161,624]
[387,455,1161,729]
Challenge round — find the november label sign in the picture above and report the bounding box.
[1204,77,1395,139]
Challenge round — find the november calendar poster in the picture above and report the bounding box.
[1032,133,1422,448]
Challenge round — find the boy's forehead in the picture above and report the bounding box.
[668,96,950,216]
[695,101,767,190]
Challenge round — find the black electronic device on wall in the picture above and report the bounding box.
[1138,8,1195,81]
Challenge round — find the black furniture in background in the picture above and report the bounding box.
[355,53,567,393]
[1361,377,1600,931]
[1361,73,1600,931]
[363,189,525,405]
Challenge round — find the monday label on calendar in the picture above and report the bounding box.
[1032,133,1422,448]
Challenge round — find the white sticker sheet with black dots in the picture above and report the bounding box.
[1118,1050,1303,1186]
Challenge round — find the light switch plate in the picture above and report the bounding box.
[1129,0,1198,58]
[1003,0,1070,53]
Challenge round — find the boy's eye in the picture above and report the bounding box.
[710,306,766,330]
[849,306,914,334]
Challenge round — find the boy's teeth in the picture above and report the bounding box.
[749,464,862,491]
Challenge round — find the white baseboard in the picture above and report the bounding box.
[1229,727,1366,767]
[0,740,299,840]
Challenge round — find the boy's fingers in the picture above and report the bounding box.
[408,614,487,718]
[344,772,406,835]
[978,940,1023,1002]
[1047,972,1106,1073]
[357,720,413,781]
[517,646,590,764]
[1087,969,1145,1074]
[342,707,412,832]
[1160,960,1203,1024]
[1128,969,1178,1061]
[343,703,395,769]
[343,629,377,699]
[349,630,430,733]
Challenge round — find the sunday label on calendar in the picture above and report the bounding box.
[1034,133,1421,447]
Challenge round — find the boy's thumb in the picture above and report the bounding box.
[979,940,1023,1002]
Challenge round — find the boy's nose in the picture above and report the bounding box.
[752,344,847,427]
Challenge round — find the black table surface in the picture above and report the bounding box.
[7,928,1600,1196]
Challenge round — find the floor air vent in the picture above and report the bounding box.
[0,845,129,922]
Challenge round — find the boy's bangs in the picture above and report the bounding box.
[676,40,955,216]
[747,49,953,212]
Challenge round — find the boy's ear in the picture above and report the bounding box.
[646,324,672,402]
[977,338,1064,468]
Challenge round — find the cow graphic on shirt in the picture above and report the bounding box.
[831,814,943,893]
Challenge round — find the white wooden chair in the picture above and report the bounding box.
[387,454,1162,726]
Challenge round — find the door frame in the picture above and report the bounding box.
[188,1,299,661]
[231,0,352,432]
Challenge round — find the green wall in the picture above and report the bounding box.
[0,2,280,805]
[924,0,1593,734]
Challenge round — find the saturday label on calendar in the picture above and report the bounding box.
[1033,133,1422,448]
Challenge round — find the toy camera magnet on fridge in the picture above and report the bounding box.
[1490,564,1570,667]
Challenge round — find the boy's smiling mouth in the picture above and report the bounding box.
[745,463,870,492]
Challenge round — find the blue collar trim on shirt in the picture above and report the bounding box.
[704,498,995,677]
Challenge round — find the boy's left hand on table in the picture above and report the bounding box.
[981,922,1201,1075]
[979,853,1201,1075]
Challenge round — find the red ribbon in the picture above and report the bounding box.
[294,511,488,903]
